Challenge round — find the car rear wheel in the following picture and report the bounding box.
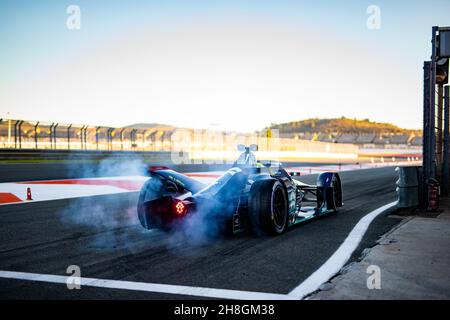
[137,178,172,229]
[249,179,288,236]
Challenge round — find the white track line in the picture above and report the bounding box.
[0,201,397,300]
[288,201,398,299]
[0,270,291,300]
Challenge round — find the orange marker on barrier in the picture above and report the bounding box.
[26,187,33,201]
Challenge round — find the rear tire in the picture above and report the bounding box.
[137,178,165,229]
[249,179,288,236]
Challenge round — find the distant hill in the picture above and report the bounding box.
[267,117,421,135]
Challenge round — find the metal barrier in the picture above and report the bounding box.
[396,166,420,208]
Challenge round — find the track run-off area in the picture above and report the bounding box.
[0,164,404,299]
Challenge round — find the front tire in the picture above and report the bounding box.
[317,173,342,213]
[249,179,288,236]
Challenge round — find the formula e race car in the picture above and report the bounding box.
[137,144,343,236]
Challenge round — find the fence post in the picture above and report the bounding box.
[34,122,39,149]
[130,129,137,150]
[13,120,17,148]
[53,123,58,150]
[437,85,444,178]
[80,125,85,150]
[120,128,125,151]
[18,120,23,149]
[83,126,88,150]
[95,127,100,150]
[443,86,450,195]
[142,130,147,151]
[67,124,72,150]
[430,27,438,180]
[422,61,432,208]
[49,123,55,150]
[108,128,113,151]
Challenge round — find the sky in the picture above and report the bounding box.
[1,0,449,132]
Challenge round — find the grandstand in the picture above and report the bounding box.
[410,136,423,146]
[372,135,387,145]
[354,133,376,144]
[336,133,358,144]
[386,134,412,145]
[317,133,335,143]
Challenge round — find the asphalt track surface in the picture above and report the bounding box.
[0,167,401,299]
[0,161,342,183]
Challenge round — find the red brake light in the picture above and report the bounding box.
[148,166,170,172]
[174,201,186,216]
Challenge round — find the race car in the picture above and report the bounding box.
[137,144,343,236]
